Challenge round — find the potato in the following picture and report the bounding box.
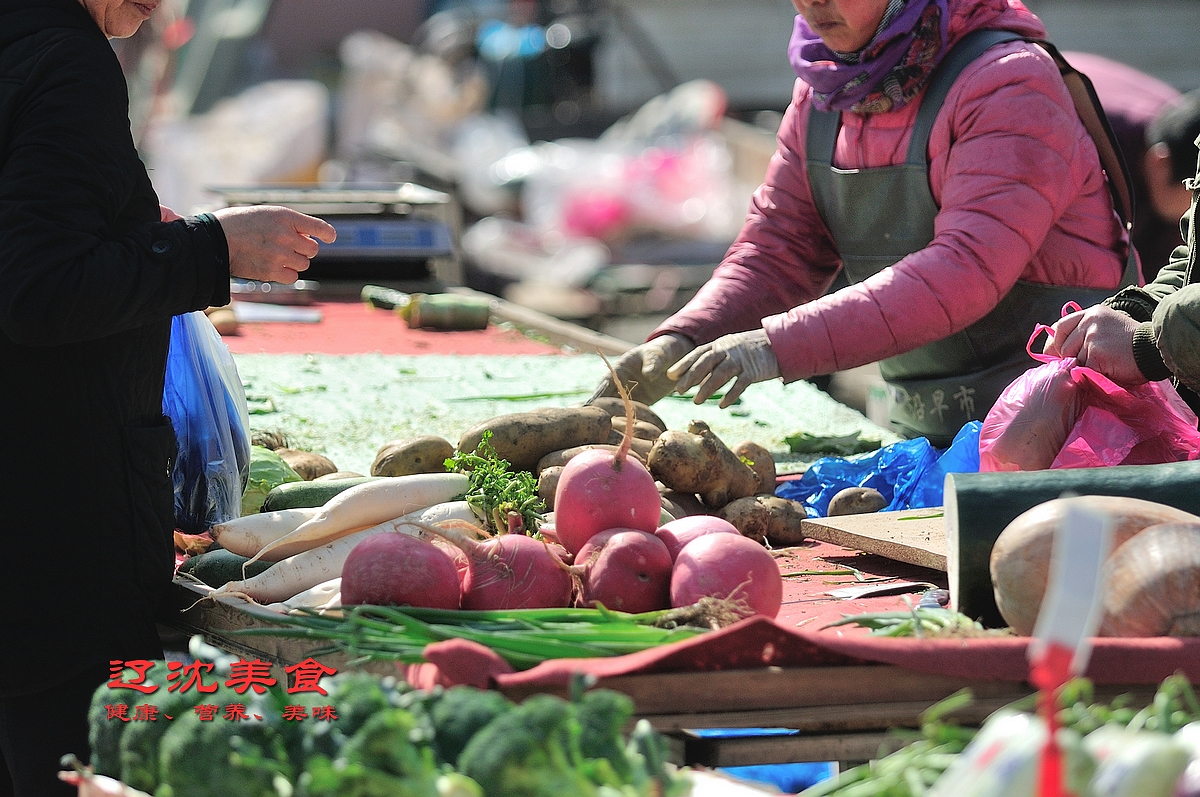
[275,448,338,481]
[538,466,564,511]
[315,471,365,481]
[588,396,668,432]
[659,488,708,519]
[647,420,760,509]
[458,406,614,473]
[732,440,776,495]
[371,435,454,477]
[611,416,666,441]
[827,486,887,517]
[720,495,808,546]
[536,443,648,476]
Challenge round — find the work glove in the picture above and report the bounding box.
[668,329,780,408]
[591,333,695,405]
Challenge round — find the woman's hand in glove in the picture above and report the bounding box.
[592,333,695,405]
[668,329,780,408]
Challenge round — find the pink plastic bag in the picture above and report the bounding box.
[979,307,1200,471]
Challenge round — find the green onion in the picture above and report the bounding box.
[232,604,707,670]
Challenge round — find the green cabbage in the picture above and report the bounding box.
[241,446,303,515]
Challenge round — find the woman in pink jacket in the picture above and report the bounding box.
[596,0,1135,445]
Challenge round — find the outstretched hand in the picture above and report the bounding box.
[667,328,780,408]
[1042,304,1145,384]
[212,205,337,284]
[590,333,694,405]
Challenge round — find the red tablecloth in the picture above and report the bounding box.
[222,299,565,356]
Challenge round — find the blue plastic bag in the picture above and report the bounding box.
[776,422,981,517]
[162,312,251,532]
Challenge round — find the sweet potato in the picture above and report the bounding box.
[458,406,613,473]
[371,435,454,477]
[719,495,808,546]
[732,441,776,495]
[648,421,761,509]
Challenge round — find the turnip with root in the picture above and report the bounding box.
[410,519,574,610]
[340,532,462,610]
[670,533,784,619]
[1099,522,1200,637]
[655,515,740,561]
[989,495,1200,635]
[553,366,662,555]
[571,528,673,613]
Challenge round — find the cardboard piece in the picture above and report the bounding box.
[800,509,946,571]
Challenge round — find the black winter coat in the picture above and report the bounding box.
[0,0,231,694]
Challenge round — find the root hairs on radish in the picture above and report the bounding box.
[552,358,662,554]
[408,519,573,610]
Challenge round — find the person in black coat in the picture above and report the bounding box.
[0,1,335,794]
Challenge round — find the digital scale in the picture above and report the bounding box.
[211,183,460,288]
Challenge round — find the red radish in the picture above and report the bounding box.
[655,516,740,561]
[414,519,573,610]
[553,375,661,554]
[574,528,673,613]
[341,532,461,609]
[671,533,783,618]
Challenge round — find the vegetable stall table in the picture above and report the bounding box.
[168,291,1197,772]
[169,525,1200,771]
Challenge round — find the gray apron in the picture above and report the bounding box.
[806,29,1139,446]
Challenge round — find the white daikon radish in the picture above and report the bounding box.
[245,472,468,566]
[209,507,322,558]
[211,500,480,604]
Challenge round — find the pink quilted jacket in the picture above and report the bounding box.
[654,0,1130,383]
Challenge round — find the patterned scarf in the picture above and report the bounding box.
[789,0,951,114]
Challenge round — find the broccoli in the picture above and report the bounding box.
[116,680,197,793]
[456,694,598,797]
[575,689,636,784]
[292,671,403,762]
[427,686,514,768]
[155,707,292,797]
[300,707,440,797]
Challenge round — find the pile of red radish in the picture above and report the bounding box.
[337,387,784,620]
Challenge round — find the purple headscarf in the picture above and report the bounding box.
[789,0,952,113]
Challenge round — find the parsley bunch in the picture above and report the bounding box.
[444,431,546,535]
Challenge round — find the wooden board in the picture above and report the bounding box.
[800,509,947,571]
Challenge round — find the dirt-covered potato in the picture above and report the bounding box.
[732,440,776,495]
[275,448,338,481]
[371,435,454,477]
[588,396,668,432]
[458,406,614,473]
[537,465,564,511]
[536,443,649,476]
[720,495,808,547]
[611,416,666,441]
[648,420,760,509]
[658,485,708,519]
[314,471,365,481]
[827,486,887,517]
